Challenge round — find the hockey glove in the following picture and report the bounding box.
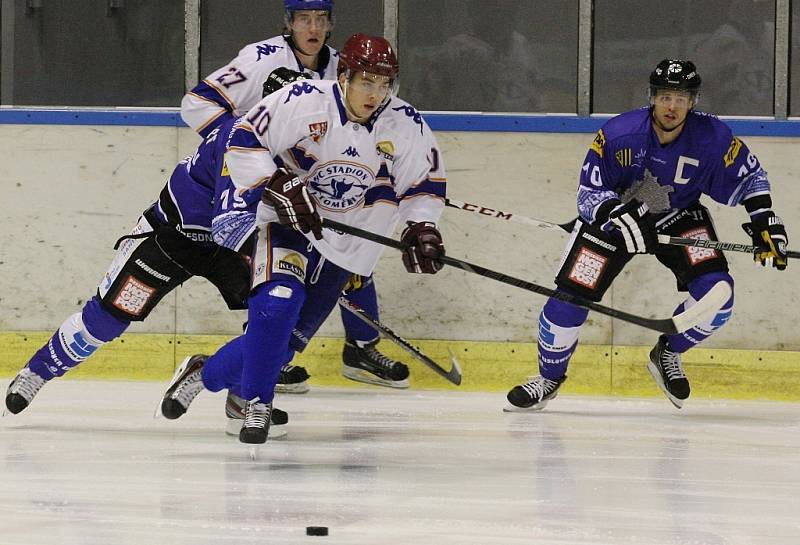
[742,212,788,270]
[263,67,309,98]
[401,221,444,274]
[261,168,323,240]
[604,199,658,254]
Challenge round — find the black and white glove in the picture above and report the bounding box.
[603,199,658,254]
[401,221,444,274]
[261,168,323,240]
[262,67,309,98]
[742,212,788,270]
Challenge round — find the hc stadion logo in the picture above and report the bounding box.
[306,161,375,211]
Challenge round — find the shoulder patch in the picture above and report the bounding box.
[591,129,606,158]
[724,137,742,167]
[615,148,632,167]
[376,141,395,160]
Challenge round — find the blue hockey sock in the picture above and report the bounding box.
[537,296,588,380]
[666,272,734,353]
[28,296,129,380]
[339,277,380,344]
[240,281,304,403]
[202,335,246,393]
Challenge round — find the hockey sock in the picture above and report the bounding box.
[240,281,304,403]
[201,335,246,393]
[27,296,129,380]
[666,272,734,353]
[339,277,380,345]
[537,296,588,380]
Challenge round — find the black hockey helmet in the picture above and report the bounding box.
[649,59,701,100]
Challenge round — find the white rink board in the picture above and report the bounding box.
[2,125,799,349]
[1,381,799,545]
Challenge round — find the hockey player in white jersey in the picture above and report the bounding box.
[160,33,447,445]
[182,0,413,394]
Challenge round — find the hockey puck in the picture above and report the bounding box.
[306,526,328,536]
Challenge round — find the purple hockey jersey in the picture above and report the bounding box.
[577,107,771,223]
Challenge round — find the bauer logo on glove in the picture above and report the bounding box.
[262,168,323,240]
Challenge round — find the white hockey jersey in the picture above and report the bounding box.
[181,35,339,136]
[225,79,447,276]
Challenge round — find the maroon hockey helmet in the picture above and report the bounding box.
[337,33,399,79]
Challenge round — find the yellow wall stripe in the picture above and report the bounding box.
[1,332,798,401]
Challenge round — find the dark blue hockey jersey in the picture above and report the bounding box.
[577,107,771,223]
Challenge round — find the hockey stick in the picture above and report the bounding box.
[322,219,731,334]
[445,198,576,232]
[337,297,462,386]
[446,197,800,259]
[656,235,800,260]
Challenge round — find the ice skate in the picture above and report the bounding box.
[274,364,310,394]
[239,399,272,445]
[5,367,47,415]
[225,391,287,438]
[157,354,207,419]
[342,339,409,388]
[647,336,690,408]
[504,375,567,412]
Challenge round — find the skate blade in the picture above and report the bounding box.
[502,399,550,413]
[341,367,409,389]
[249,445,259,461]
[274,381,310,394]
[646,361,685,409]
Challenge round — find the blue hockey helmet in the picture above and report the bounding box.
[284,0,333,13]
[649,59,701,99]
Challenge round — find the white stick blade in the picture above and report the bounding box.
[671,281,732,333]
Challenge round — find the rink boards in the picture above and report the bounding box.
[2,332,798,401]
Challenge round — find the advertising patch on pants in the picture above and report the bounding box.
[682,227,717,265]
[568,247,607,289]
[271,247,308,282]
[112,275,156,316]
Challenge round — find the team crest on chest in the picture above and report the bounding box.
[308,122,328,142]
[306,161,375,211]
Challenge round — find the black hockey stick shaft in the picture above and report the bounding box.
[446,197,800,259]
[322,219,682,334]
[659,235,800,260]
[337,297,462,385]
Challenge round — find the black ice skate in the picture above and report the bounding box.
[5,367,47,415]
[158,354,208,419]
[239,399,272,444]
[342,339,409,388]
[274,364,310,394]
[504,375,567,412]
[647,336,690,408]
[225,390,287,438]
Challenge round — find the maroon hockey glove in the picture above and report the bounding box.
[742,212,788,270]
[401,221,444,274]
[261,168,323,240]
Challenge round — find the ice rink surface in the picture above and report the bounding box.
[1,381,799,545]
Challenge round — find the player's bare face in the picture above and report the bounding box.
[651,90,693,133]
[342,72,392,123]
[288,10,331,56]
